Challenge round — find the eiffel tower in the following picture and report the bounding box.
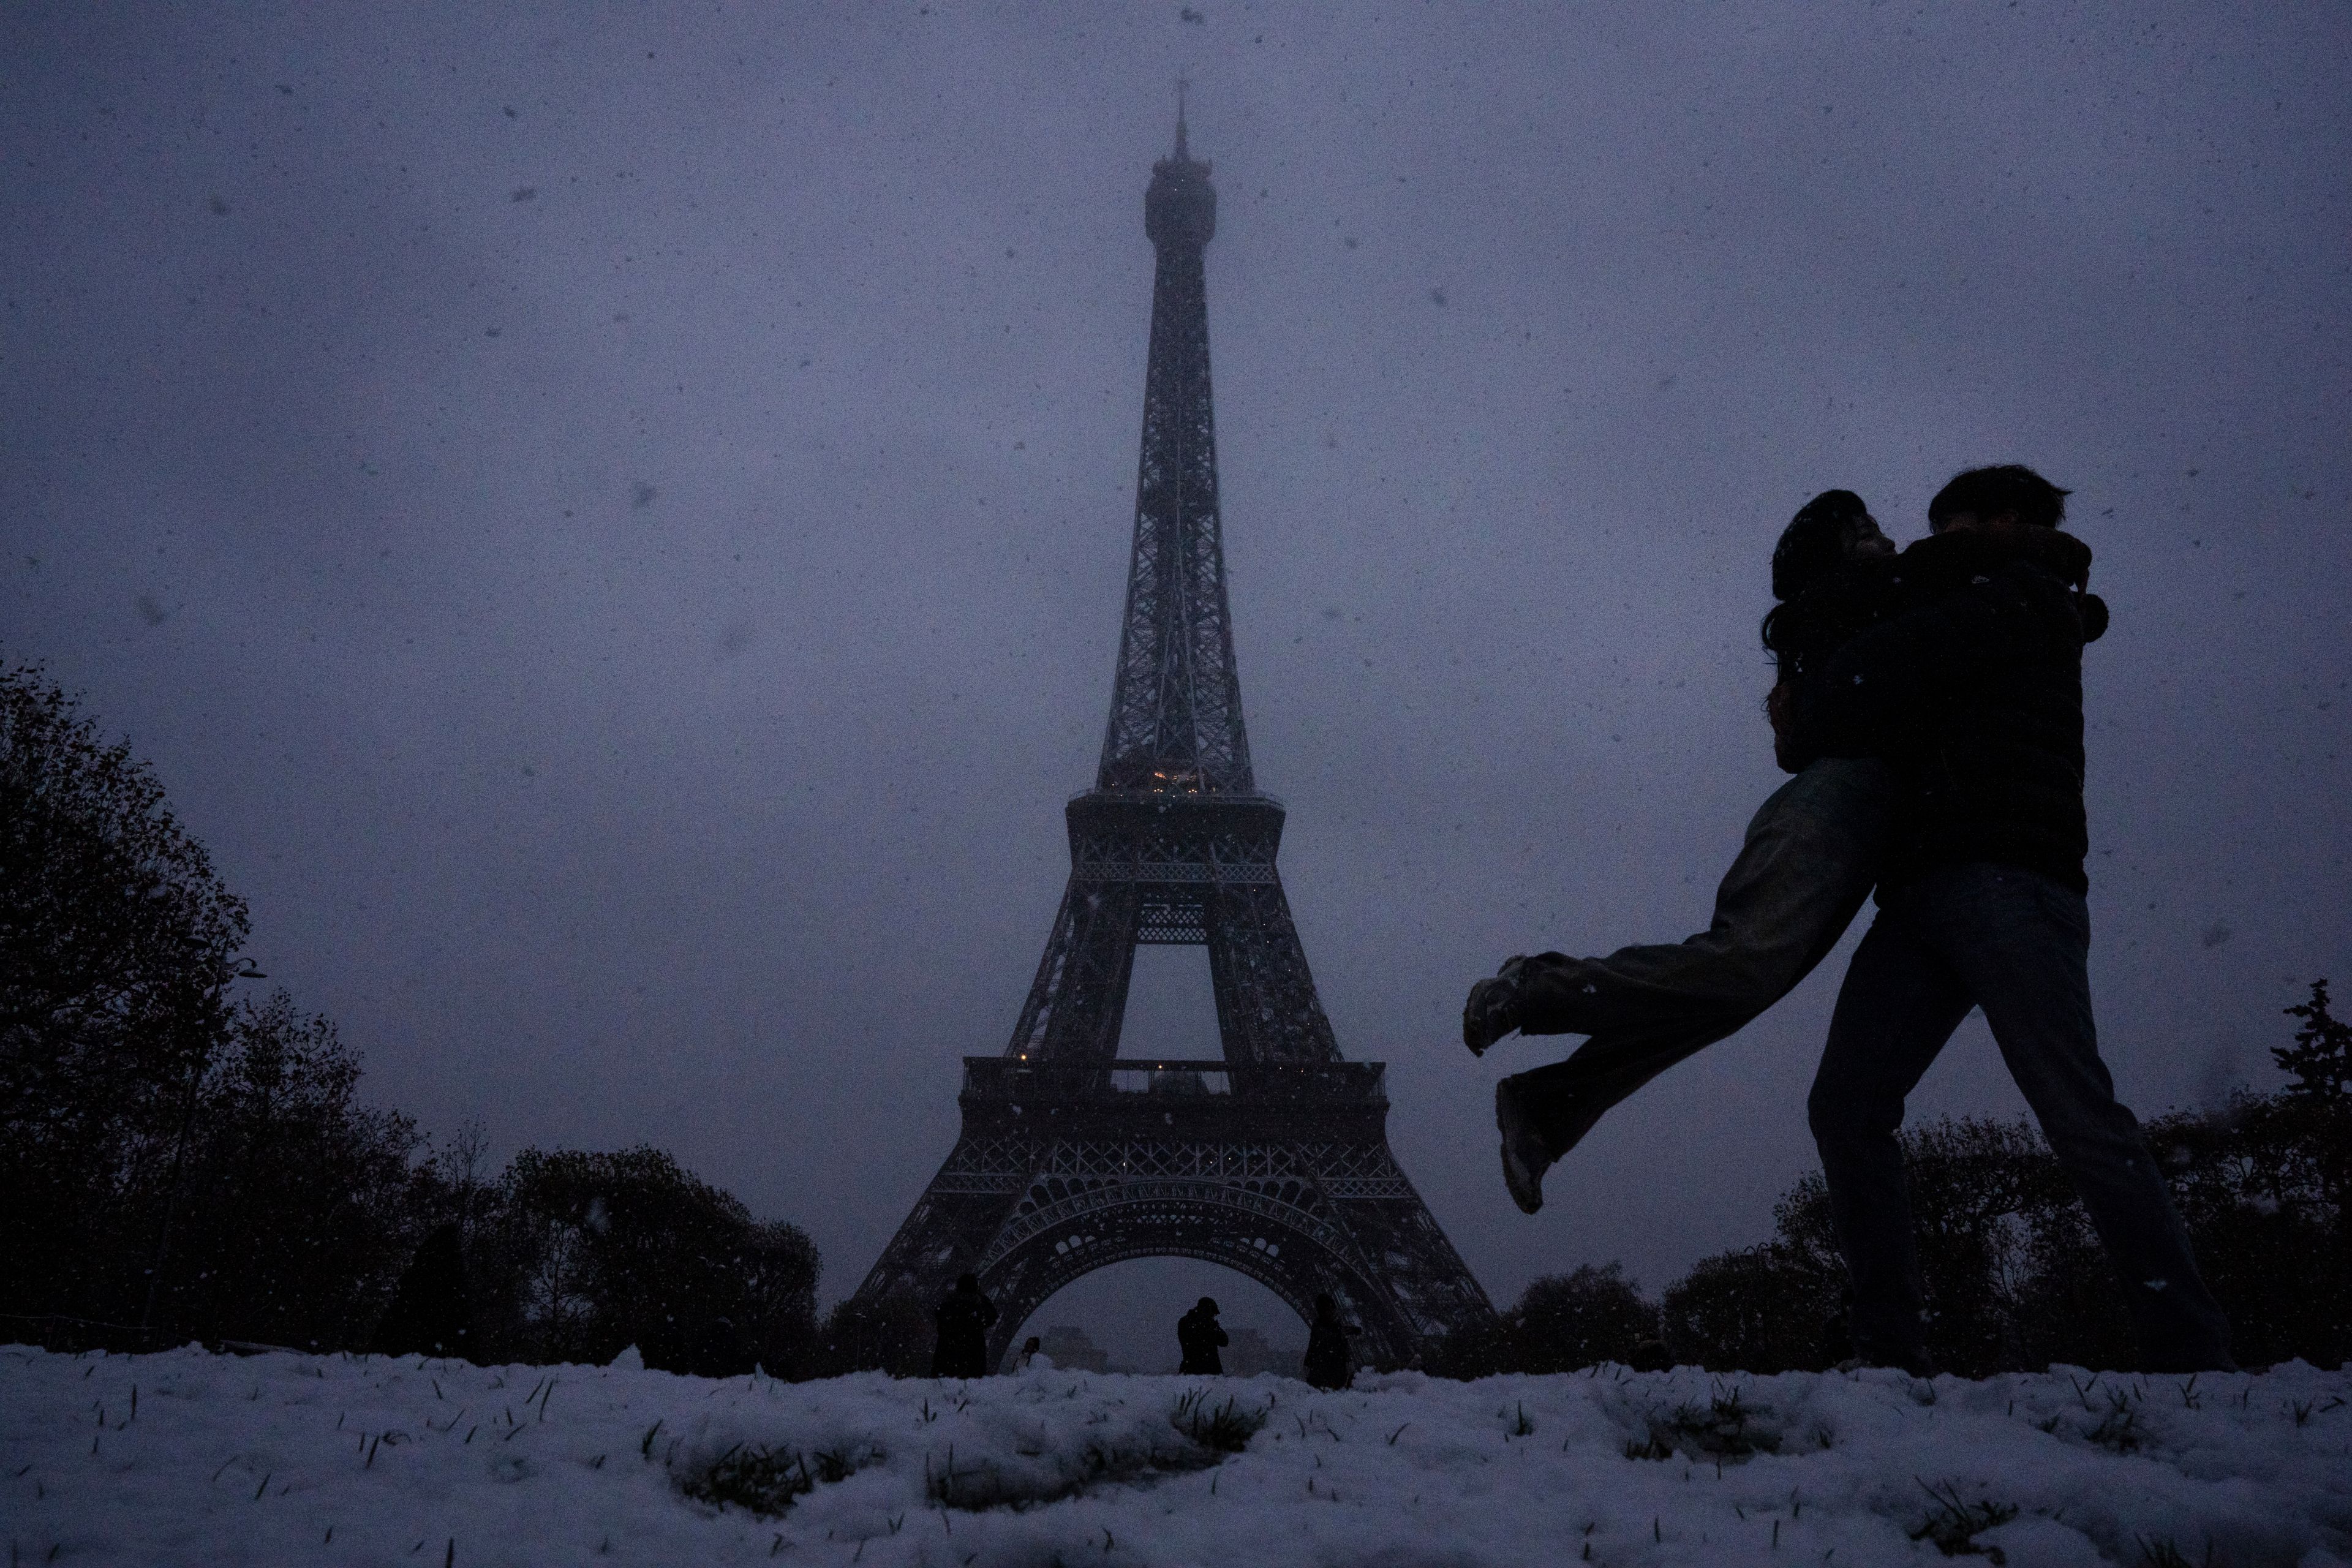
[852,104,1495,1371]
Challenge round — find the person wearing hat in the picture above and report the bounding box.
[1176,1296,1227,1375]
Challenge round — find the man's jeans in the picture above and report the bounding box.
[1500,757,1894,1159]
[1808,861,2234,1371]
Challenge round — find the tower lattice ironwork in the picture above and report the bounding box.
[852,108,1495,1370]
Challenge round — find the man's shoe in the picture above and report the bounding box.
[1463,956,1529,1057]
[1495,1076,1550,1215]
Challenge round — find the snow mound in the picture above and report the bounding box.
[4,1343,2347,1566]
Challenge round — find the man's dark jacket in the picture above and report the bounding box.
[931,1281,998,1379]
[1176,1305,1227,1375]
[1785,524,2108,894]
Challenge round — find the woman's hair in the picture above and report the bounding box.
[1761,490,1878,670]
[1769,489,1873,601]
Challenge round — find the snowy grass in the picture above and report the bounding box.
[1169,1389,1269,1455]
[3,1343,2348,1566]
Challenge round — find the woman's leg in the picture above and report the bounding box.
[1482,759,1893,1206]
[1489,758,1893,1050]
[1507,751,1892,1145]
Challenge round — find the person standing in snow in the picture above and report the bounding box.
[1302,1292,1359,1390]
[1012,1335,1053,1371]
[369,1220,473,1359]
[1779,465,2231,1374]
[1176,1296,1227,1374]
[1463,489,1908,1210]
[931,1272,998,1379]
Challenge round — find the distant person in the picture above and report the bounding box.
[1176,1296,1227,1375]
[1782,465,2232,1374]
[931,1272,997,1379]
[1463,490,1910,1210]
[1301,1292,1359,1390]
[1012,1334,1052,1372]
[369,1221,472,1359]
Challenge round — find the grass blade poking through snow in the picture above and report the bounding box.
[1171,1390,1269,1454]
[1910,1478,2019,1561]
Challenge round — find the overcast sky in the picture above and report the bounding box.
[6,1,2348,1366]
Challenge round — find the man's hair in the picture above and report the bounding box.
[1770,489,1873,601]
[1928,464,2070,531]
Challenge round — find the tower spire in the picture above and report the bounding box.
[1112,85,1233,792]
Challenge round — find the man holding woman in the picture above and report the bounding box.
[1466,467,2231,1374]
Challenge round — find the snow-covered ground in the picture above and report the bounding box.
[4,1344,2347,1567]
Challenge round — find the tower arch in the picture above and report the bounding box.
[972,1176,1412,1370]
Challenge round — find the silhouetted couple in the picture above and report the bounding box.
[1465,467,2233,1374]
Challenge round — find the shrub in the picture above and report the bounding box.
[1512,1263,1660,1372]
[1424,1264,1660,1378]
[154,992,431,1349]
[470,1145,820,1376]
[1662,1244,1839,1373]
